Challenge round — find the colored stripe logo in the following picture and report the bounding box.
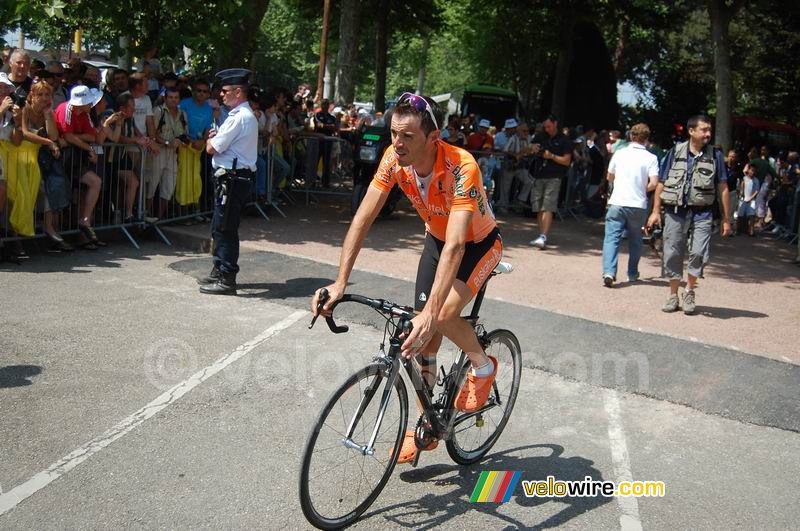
[470,471,521,502]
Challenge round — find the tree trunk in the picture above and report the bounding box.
[334,0,361,105]
[416,34,429,95]
[218,0,271,68]
[551,16,575,121]
[708,0,742,152]
[613,14,630,74]
[374,0,389,112]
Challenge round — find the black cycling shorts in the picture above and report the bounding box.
[414,227,503,311]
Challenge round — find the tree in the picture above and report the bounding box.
[334,0,361,105]
[707,0,744,152]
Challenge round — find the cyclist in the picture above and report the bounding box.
[311,93,503,463]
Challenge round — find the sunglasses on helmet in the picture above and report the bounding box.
[398,92,439,131]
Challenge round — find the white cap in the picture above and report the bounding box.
[478,118,491,128]
[504,118,518,129]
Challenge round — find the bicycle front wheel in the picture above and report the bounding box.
[299,363,408,530]
[446,329,522,465]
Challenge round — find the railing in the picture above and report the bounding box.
[0,140,146,252]
[285,133,355,205]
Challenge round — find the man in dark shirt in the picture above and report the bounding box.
[725,149,743,234]
[529,114,572,249]
[7,49,32,98]
[314,98,337,187]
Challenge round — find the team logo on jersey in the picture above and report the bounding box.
[419,292,427,302]
[469,188,477,198]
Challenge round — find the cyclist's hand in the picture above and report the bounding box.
[400,311,436,359]
[312,283,344,317]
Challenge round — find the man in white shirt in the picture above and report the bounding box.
[602,123,659,287]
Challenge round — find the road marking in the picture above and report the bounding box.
[603,389,643,531]
[0,310,306,516]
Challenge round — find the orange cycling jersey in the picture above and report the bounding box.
[370,140,497,242]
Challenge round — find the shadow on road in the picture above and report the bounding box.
[0,365,43,388]
[367,444,611,529]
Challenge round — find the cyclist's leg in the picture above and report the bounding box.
[439,229,503,368]
[436,281,490,368]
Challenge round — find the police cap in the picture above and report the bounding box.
[215,68,251,87]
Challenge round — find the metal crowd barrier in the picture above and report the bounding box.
[0,140,146,253]
[286,134,355,205]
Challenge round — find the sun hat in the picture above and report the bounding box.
[478,118,491,128]
[504,118,518,129]
[68,85,98,107]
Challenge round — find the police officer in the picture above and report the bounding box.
[198,69,258,295]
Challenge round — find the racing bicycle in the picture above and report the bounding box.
[299,262,522,529]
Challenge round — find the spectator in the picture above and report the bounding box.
[126,73,160,215]
[646,115,731,314]
[314,98,337,187]
[20,81,73,250]
[54,85,105,249]
[108,93,145,223]
[584,130,607,200]
[45,61,68,108]
[750,146,776,231]
[83,65,101,88]
[465,118,493,151]
[494,118,516,152]
[7,49,32,94]
[601,123,659,287]
[529,114,572,249]
[256,94,290,199]
[737,163,758,237]
[0,72,24,249]
[180,78,214,143]
[725,149,743,235]
[106,68,129,107]
[176,75,191,100]
[496,119,530,212]
[151,87,188,218]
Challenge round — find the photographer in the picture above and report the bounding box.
[7,49,32,95]
[529,114,572,249]
[0,73,23,256]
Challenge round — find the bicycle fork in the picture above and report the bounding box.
[341,354,401,457]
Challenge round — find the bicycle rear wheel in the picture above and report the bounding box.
[446,329,521,465]
[299,363,408,529]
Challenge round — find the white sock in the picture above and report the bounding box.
[472,360,493,378]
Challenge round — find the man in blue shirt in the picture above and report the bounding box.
[197,69,258,296]
[647,115,731,314]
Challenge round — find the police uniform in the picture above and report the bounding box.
[199,69,258,295]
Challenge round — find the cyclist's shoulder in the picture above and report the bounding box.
[437,141,480,181]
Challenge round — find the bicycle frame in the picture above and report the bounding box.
[318,273,500,459]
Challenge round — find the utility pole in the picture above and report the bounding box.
[316,0,331,103]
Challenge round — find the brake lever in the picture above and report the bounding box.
[309,288,350,333]
[309,288,328,329]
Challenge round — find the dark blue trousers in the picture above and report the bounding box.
[211,176,253,275]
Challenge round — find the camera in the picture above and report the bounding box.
[10,86,27,109]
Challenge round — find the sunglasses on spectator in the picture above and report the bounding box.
[195,88,210,93]
[398,92,439,130]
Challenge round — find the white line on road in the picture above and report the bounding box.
[0,310,306,517]
[603,389,644,531]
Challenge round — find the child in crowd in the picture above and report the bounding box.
[738,163,759,237]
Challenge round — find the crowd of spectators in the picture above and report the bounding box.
[0,48,385,261]
[2,46,798,265]
[440,111,800,260]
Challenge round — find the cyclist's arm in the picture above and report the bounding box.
[313,185,389,314]
[422,210,470,319]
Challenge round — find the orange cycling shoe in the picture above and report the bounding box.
[391,430,438,464]
[455,356,498,412]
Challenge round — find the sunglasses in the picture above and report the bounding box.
[398,92,438,130]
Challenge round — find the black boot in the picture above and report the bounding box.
[199,271,237,295]
[196,266,221,285]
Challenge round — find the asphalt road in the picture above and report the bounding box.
[1,242,798,530]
